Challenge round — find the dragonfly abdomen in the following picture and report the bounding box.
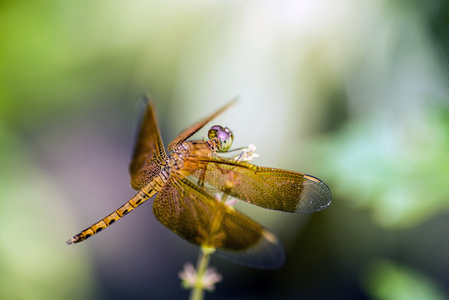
[66,175,167,245]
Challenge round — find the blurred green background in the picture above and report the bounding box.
[1,0,449,299]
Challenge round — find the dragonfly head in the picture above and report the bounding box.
[208,125,233,152]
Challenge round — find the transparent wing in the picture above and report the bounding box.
[153,176,285,269]
[167,98,237,151]
[188,157,332,213]
[129,96,167,190]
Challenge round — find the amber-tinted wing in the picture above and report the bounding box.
[188,157,331,213]
[129,96,167,190]
[167,98,237,151]
[153,176,285,269]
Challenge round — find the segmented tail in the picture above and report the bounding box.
[67,187,157,244]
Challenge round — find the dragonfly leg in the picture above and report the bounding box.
[197,170,206,189]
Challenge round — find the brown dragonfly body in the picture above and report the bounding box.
[67,97,331,269]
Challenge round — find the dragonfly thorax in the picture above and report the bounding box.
[165,143,189,171]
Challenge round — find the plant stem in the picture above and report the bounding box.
[190,247,212,300]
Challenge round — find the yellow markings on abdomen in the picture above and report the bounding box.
[66,179,164,245]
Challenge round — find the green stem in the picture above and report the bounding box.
[220,192,229,203]
[190,247,212,300]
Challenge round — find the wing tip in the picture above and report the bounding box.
[214,228,286,270]
[304,174,332,212]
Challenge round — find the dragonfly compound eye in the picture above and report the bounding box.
[208,125,233,152]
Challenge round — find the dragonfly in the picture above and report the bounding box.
[67,97,331,269]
